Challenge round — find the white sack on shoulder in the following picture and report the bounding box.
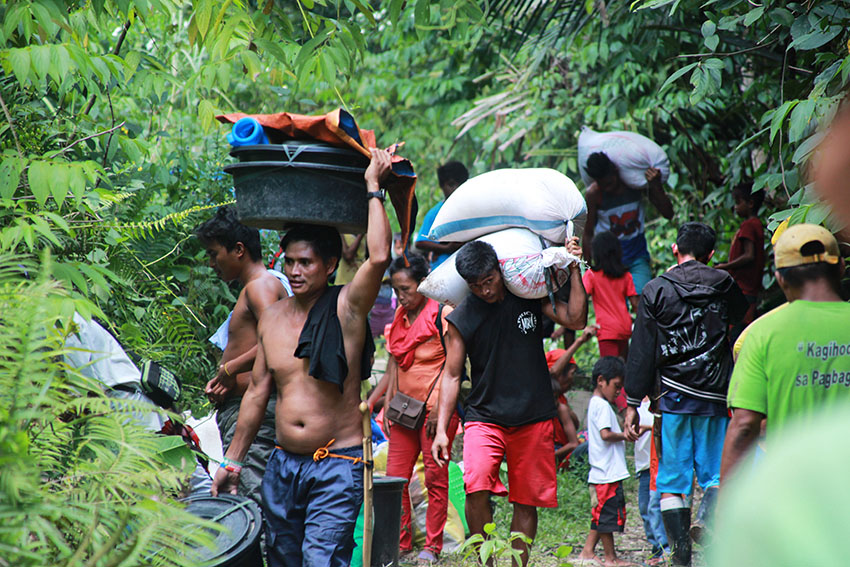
[577,127,669,189]
[426,168,587,244]
[417,228,580,307]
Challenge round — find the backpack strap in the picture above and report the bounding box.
[435,303,445,352]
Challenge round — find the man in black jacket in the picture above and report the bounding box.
[623,222,747,566]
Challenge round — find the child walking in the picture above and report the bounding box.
[714,182,765,338]
[577,357,632,567]
[582,231,639,411]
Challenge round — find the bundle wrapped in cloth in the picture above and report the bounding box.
[577,126,669,189]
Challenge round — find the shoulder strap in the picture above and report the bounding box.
[436,303,445,351]
[423,304,447,404]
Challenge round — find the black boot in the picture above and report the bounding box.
[690,486,718,545]
[662,507,692,566]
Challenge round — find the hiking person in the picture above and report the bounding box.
[714,182,765,337]
[211,150,393,566]
[721,224,850,480]
[623,222,747,566]
[384,253,458,564]
[577,357,633,567]
[431,237,587,566]
[196,206,290,504]
[415,161,469,269]
[582,152,674,294]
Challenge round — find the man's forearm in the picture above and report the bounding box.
[365,180,391,268]
[435,373,461,435]
[720,411,762,484]
[566,267,588,328]
[222,344,258,376]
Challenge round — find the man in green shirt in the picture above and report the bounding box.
[721,223,849,481]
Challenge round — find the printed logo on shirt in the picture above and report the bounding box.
[516,311,537,334]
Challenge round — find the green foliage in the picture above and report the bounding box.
[458,522,533,565]
[0,252,219,567]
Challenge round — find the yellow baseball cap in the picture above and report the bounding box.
[774,223,841,268]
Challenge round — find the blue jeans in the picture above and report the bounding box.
[627,255,653,295]
[262,446,364,567]
[638,469,669,555]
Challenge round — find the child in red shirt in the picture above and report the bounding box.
[714,183,765,335]
[582,231,639,412]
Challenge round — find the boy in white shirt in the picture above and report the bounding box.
[578,357,632,566]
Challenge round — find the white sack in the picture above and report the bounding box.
[426,168,586,244]
[577,127,669,189]
[417,228,580,307]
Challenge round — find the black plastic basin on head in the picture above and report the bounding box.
[180,493,263,567]
[225,141,370,233]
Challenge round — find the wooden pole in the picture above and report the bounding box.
[360,402,374,567]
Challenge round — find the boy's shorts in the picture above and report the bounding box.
[463,420,557,508]
[590,481,626,533]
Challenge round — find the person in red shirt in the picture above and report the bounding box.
[714,182,765,335]
[582,231,639,412]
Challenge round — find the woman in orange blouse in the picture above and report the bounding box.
[385,254,459,564]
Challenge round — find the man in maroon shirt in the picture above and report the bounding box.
[715,182,765,335]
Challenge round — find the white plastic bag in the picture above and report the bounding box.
[426,168,586,244]
[417,228,580,307]
[577,127,669,189]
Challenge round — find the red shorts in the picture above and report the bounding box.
[462,420,557,508]
[590,481,626,533]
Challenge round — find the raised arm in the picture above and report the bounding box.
[340,149,393,321]
[549,327,595,378]
[582,184,599,261]
[431,323,466,467]
[211,327,275,495]
[645,167,674,219]
[542,237,588,329]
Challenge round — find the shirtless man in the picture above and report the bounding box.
[211,150,393,566]
[196,206,289,504]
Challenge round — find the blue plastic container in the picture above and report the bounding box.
[227,117,269,147]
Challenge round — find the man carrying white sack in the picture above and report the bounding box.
[432,237,587,567]
[582,153,674,294]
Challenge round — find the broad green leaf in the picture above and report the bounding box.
[68,165,87,204]
[658,62,698,94]
[30,215,62,247]
[53,262,88,294]
[50,163,70,208]
[701,20,716,38]
[31,44,51,82]
[0,158,24,200]
[124,50,141,80]
[319,50,335,83]
[27,161,51,206]
[704,34,719,51]
[790,26,843,51]
[348,0,376,25]
[770,8,794,27]
[253,38,288,64]
[195,0,213,40]
[787,99,816,143]
[240,50,263,78]
[743,7,764,27]
[294,33,326,73]
[198,99,216,132]
[7,48,30,85]
[769,100,799,144]
[792,131,826,165]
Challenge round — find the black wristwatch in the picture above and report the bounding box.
[367,189,386,202]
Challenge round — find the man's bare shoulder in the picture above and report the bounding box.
[244,270,286,294]
[584,182,601,203]
[258,296,293,326]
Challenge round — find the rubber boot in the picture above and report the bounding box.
[661,507,692,566]
[690,485,718,545]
